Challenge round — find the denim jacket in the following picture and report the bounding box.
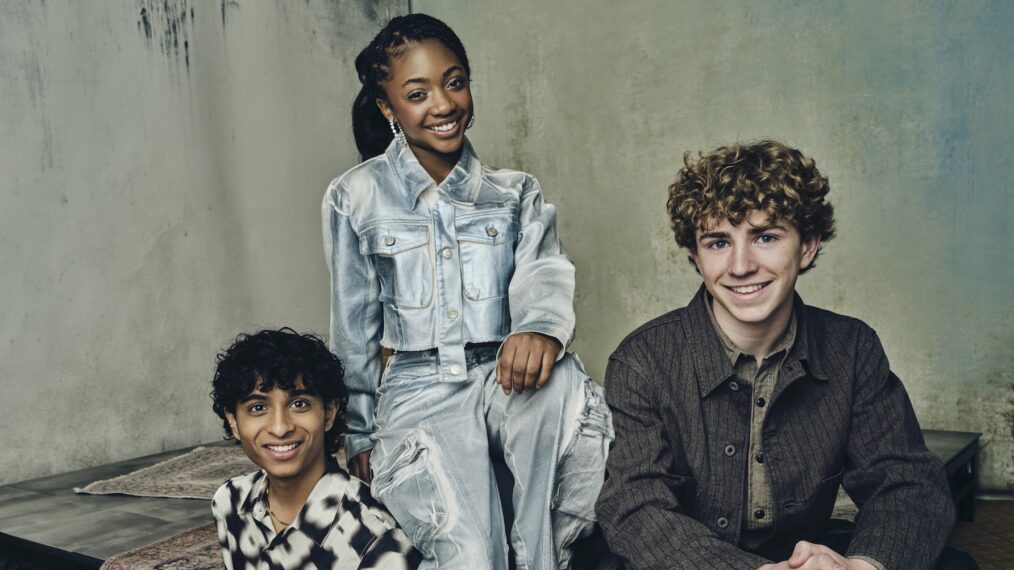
[322,138,576,458]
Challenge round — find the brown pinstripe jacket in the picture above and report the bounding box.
[596,287,954,570]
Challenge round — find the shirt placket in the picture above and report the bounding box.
[746,358,776,529]
[432,197,467,380]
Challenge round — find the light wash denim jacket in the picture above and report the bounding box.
[322,138,576,458]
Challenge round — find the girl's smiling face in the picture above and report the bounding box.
[376,39,473,181]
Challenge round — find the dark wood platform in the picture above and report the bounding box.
[923,429,982,522]
[0,443,224,568]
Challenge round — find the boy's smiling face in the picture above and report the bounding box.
[225,376,336,483]
[691,210,819,338]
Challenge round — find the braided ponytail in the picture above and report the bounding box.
[351,14,471,161]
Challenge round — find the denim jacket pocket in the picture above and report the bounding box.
[454,208,520,301]
[360,222,433,309]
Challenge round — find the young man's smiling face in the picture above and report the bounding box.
[691,210,819,340]
[225,377,336,483]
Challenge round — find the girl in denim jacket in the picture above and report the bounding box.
[322,14,612,569]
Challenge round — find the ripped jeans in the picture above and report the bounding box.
[369,346,613,570]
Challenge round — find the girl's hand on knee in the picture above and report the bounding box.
[496,332,561,395]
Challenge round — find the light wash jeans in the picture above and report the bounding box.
[369,346,613,570]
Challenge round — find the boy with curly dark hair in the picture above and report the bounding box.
[596,141,976,569]
[210,328,420,570]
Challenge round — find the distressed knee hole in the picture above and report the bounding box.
[552,380,614,553]
[371,430,450,557]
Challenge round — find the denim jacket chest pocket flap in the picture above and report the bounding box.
[360,221,433,309]
[454,209,520,301]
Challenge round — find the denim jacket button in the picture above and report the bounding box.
[383,235,396,246]
[716,516,729,529]
[724,444,736,456]
[486,225,498,237]
[447,309,459,320]
[450,365,462,376]
[441,247,453,259]
[729,380,739,392]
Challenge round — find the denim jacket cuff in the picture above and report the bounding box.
[344,434,375,463]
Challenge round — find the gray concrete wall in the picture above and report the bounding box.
[0,0,405,485]
[416,0,1014,492]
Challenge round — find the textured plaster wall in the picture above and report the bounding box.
[416,0,1014,492]
[0,0,405,485]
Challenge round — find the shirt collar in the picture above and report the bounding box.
[685,285,827,398]
[385,135,482,208]
[704,291,798,367]
[240,456,351,548]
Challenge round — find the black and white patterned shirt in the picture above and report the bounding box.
[211,457,421,570]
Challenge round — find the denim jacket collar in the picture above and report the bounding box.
[685,285,829,398]
[385,136,482,208]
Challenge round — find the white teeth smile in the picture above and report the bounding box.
[266,443,299,452]
[730,283,767,294]
[428,121,457,132]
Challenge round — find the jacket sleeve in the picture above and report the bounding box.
[505,176,576,354]
[842,325,955,569]
[596,355,771,570]
[322,181,383,459]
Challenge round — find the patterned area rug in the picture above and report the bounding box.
[74,445,257,499]
[74,445,348,500]
[100,522,220,570]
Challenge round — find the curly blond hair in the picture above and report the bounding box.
[666,140,836,273]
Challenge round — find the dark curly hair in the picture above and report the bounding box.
[666,140,836,274]
[352,13,471,160]
[211,328,348,454]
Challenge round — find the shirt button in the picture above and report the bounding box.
[754,509,766,520]
[450,365,462,376]
[441,247,453,259]
[756,397,766,407]
[486,225,498,237]
[755,452,764,464]
[724,444,736,457]
[729,381,739,392]
[447,309,458,319]
[383,235,396,246]
[716,517,729,529]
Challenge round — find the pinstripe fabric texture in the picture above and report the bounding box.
[596,287,955,570]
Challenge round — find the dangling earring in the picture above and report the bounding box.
[466,111,476,130]
[389,119,406,144]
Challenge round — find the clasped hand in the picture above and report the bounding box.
[495,332,561,395]
[758,541,878,570]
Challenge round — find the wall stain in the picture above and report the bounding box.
[19,53,54,170]
[220,0,240,31]
[136,0,195,72]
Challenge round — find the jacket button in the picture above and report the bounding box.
[756,397,766,407]
[447,309,458,320]
[449,365,462,376]
[755,452,764,464]
[486,225,498,237]
[441,247,453,259]
[724,444,736,457]
[729,380,739,391]
[754,509,766,520]
[716,517,729,529]
[384,235,396,246]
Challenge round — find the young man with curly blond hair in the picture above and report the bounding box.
[596,141,976,569]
